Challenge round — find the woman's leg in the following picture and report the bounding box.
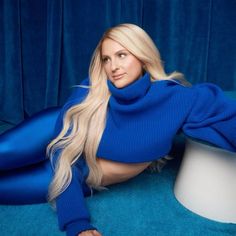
[0,108,60,204]
[0,159,53,204]
[0,107,60,170]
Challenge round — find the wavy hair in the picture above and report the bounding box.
[47,23,184,202]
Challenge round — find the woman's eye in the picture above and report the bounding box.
[119,53,126,58]
[102,57,110,63]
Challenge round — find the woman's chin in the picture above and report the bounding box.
[112,79,129,89]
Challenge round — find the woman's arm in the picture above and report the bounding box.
[182,83,236,151]
[56,166,99,236]
[53,77,101,235]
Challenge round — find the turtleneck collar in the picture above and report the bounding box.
[107,73,151,103]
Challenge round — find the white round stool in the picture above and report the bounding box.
[174,138,236,223]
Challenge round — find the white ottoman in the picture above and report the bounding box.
[174,138,236,223]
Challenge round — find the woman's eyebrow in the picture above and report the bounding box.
[102,49,129,58]
[115,49,128,55]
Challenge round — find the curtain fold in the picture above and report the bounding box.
[45,0,63,107]
[20,0,47,116]
[0,0,235,126]
[0,0,24,124]
[207,0,236,88]
[143,0,213,84]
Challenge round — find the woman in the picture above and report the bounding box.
[0,24,236,236]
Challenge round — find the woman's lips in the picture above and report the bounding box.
[112,73,125,80]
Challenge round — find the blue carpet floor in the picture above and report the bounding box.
[0,156,235,236]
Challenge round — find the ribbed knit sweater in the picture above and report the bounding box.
[55,73,236,235]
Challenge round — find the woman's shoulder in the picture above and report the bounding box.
[151,78,222,95]
[154,77,192,87]
[151,78,194,95]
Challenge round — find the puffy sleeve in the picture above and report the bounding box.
[52,78,96,235]
[56,165,97,236]
[182,83,236,152]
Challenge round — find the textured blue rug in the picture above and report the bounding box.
[0,157,235,236]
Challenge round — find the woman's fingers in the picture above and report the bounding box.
[79,229,102,236]
[93,230,102,236]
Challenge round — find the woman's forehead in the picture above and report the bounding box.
[101,38,127,56]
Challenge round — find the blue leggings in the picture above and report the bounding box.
[0,107,60,204]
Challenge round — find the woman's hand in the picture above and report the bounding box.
[78,230,102,236]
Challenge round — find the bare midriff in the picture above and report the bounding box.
[97,157,151,186]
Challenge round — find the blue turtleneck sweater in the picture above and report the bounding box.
[55,73,236,235]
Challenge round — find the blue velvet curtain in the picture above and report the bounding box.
[0,0,236,126]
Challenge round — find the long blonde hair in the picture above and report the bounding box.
[47,23,183,202]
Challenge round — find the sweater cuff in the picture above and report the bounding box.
[66,219,97,236]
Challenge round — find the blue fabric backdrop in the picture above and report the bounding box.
[0,0,236,126]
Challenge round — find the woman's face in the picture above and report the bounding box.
[101,38,143,88]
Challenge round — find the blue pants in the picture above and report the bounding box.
[0,108,60,204]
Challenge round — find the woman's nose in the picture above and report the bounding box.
[111,59,119,72]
